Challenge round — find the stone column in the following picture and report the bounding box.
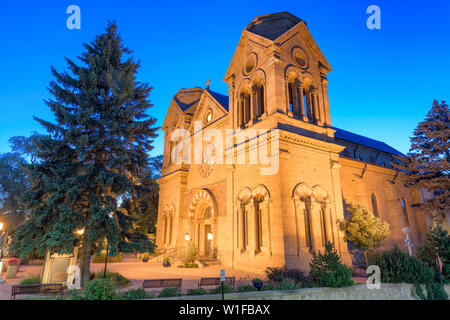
[285,77,292,116]
[320,75,331,126]
[228,76,235,129]
[309,199,320,253]
[324,204,333,245]
[312,87,321,124]
[238,204,244,251]
[297,81,307,122]
[293,199,307,255]
[247,199,256,255]
[330,160,352,265]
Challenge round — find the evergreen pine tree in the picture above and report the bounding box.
[392,100,449,224]
[416,225,450,283]
[11,22,158,286]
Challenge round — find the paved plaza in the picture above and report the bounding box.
[0,255,264,299]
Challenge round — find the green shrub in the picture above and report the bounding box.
[158,287,182,297]
[184,245,198,265]
[92,252,123,263]
[310,242,354,288]
[209,282,234,294]
[186,288,209,296]
[20,275,41,285]
[412,283,448,300]
[237,283,257,292]
[90,271,130,288]
[265,266,309,287]
[262,279,301,291]
[84,278,117,300]
[184,262,198,268]
[368,246,435,284]
[118,288,149,300]
[416,225,450,283]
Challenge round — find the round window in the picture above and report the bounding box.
[243,53,257,75]
[291,47,308,69]
[205,110,212,124]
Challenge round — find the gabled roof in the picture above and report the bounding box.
[206,88,229,111]
[333,127,405,156]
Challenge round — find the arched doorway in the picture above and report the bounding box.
[188,189,218,258]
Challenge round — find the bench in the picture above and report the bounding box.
[142,278,183,292]
[198,277,235,289]
[11,283,65,300]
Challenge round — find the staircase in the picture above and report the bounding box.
[197,256,221,267]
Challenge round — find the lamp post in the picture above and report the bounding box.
[0,222,5,259]
[402,227,413,256]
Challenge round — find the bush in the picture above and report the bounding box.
[368,246,435,284]
[412,282,448,300]
[158,287,182,297]
[265,266,309,287]
[310,242,354,288]
[90,271,130,288]
[237,283,257,292]
[262,279,301,291]
[209,282,234,294]
[118,288,149,300]
[84,278,117,300]
[184,263,198,268]
[20,275,41,285]
[184,245,199,267]
[186,288,209,296]
[416,225,450,283]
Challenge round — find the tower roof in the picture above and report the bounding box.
[245,12,304,41]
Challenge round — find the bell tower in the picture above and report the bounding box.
[224,12,333,130]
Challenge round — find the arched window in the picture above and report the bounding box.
[371,193,380,218]
[400,198,409,225]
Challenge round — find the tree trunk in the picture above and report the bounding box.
[362,250,368,268]
[79,233,92,287]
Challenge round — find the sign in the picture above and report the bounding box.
[220,269,225,282]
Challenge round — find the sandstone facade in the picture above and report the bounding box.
[155,12,433,273]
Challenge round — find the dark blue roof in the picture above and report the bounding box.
[207,89,229,111]
[333,127,404,156]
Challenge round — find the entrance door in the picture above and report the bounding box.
[204,224,212,257]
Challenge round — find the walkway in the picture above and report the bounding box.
[0,255,263,299]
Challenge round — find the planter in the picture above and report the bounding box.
[5,265,18,279]
[142,257,149,263]
[252,282,263,291]
[162,262,171,268]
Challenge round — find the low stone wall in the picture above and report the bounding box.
[151,283,450,300]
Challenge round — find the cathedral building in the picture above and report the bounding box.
[156,12,429,272]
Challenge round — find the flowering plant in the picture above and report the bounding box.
[8,258,20,266]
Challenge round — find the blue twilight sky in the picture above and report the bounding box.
[0,0,449,156]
